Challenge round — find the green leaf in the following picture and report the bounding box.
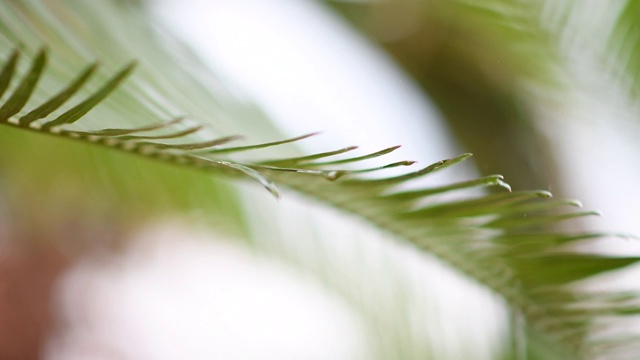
[19,62,98,125]
[66,117,187,137]
[401,190,552,218]
[129,135,241,151]
[344,153,473,187]
[259,145,359,166]
[197,132,319,154]
[516,254,640,286]
[0,49,19,99]
[41,61,136,129]
[307,145,401,166]
[0,48,46,121]
[112,125,203,141]
[385,174,512,200]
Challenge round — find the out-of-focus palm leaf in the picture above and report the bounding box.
[326,0,564,191]
[604,0,640,108]
[326,2,640,356]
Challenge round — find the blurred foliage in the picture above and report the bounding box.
[327,0,562,190]
[611,0,640,100]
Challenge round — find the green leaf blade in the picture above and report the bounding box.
[0,49,19,100]
[42,61,136,129]
[0,48,46,121]
[19,62,98,125]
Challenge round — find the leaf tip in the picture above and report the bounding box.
[500,181,512,193]
[325,170,346,181]
[569,199,583,208]
[486,174,511,191]
[536,190,553,198]
[295,132,321,141]
[268,187,281,199]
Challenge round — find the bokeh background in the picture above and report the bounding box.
[1,0,640,359]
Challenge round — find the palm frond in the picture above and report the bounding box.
[609,0,640,103]
[0,48,395,196]
[1,2,639,359]
[1,46,639,358]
